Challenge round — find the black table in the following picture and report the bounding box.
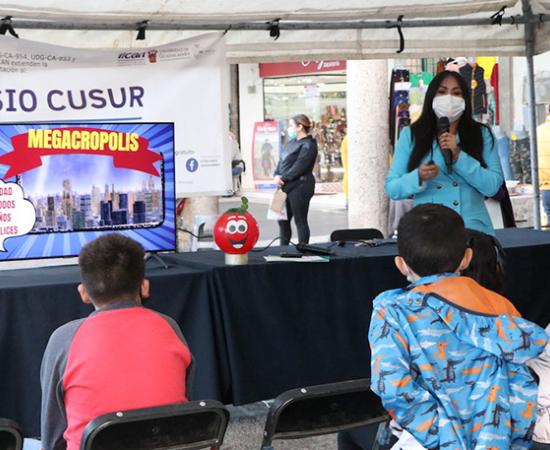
[1,228,549,436]
[0,259,223,438]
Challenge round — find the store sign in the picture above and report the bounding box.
[259,60,346,78]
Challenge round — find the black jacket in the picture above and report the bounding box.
[274,135,318,183]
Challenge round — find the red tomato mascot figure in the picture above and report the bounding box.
[214,197,259,265]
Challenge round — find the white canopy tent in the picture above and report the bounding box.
[1,0,549,227]
[1,0,549,60]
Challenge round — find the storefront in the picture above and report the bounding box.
[239,60,347,192]
[239,58,437,193]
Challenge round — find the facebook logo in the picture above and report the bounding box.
[186,158,199,173]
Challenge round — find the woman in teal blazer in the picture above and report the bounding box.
[386,71,503,235]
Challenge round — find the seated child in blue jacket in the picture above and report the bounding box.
[369,203,548,450]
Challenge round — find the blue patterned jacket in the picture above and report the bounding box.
[369,274,547,449]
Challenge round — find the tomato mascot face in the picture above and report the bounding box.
[214,197,259,255]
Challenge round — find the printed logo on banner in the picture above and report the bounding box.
[186,158,199,173]
[116,48,190,66]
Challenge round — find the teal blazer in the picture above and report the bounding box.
[386,127,504,235]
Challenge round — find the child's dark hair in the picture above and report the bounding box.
[463,229,506,294]
[79,233,145,305]
[397,204,467,276]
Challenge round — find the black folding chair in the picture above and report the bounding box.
[260,379,389,450]
[330,228,384,242]
[0,419,23,450]
[80,400,229,450]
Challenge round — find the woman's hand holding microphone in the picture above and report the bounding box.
[418,163,439,182]
[437,132,460,161]
[418,132,460,183]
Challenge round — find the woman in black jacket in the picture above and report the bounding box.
[274,114,318,245]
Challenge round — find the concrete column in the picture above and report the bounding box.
[346,60,390,235]
[177,196,219,251]
[498,57,514,134]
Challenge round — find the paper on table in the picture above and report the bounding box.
[264,255,329,263]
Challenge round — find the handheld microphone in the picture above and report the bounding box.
[437,117,453,174]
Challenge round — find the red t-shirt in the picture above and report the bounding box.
[40,302,193,450]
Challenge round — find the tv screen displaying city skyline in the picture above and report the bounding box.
[0,123,176,260]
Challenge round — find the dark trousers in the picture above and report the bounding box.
[278,175,315,245]
[337,423,396,450]
[533,443,550,450]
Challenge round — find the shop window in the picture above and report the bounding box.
[263,74,346,187]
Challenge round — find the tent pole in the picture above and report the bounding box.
[3,15,549,32]
[522,0,541,230]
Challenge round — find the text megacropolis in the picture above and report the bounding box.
[27,129,140,152]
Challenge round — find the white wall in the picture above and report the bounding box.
[238,64,264,191]
[512,51,550,129]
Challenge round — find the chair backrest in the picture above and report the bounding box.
[0,419,23,450]
[330,228,384,242]
[261,378,388,449]
[80,400,229,450]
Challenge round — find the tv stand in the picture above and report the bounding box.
[145,253,169,269]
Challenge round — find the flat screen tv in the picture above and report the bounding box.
[0,122,175,261]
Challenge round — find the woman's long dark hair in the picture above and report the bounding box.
[407,70,494,172]
[463,229,506,294]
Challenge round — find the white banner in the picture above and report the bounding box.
[0,33,232,197]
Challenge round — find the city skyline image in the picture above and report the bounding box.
[19,154,164,232]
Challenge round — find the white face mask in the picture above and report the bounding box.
[403,262,418,283]
[432,95,466,123]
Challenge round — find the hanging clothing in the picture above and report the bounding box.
[476,56,497,80]
[389,69,410,148]
[459,63,487,115]
[510,130,532,184]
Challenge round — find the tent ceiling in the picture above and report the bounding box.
[0,0,549,61]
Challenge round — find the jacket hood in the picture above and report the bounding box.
[411,275,548,363]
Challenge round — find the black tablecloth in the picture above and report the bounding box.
[1,228,549,436]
